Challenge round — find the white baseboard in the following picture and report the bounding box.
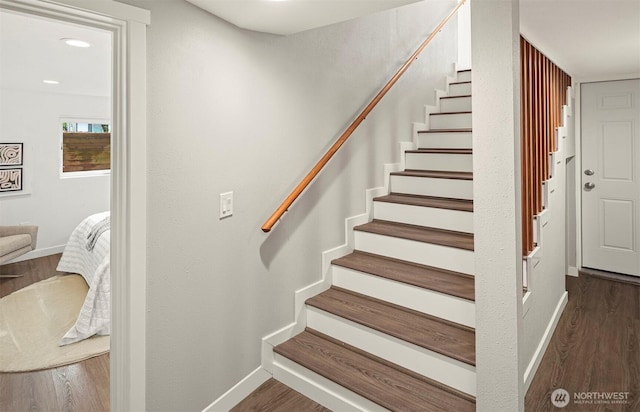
[10,245,66,263]
[523,291,569,391]
[382,164,400,196]
[567,266,579,277]
[202,367,271,412]
[400,139,415,173]
[262,181,389,368]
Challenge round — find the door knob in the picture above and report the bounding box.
[584,182,596,190]
[584,169,595,176]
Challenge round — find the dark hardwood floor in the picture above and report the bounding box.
[526,274,639,411]
[0,254,110,412]
[230,379,330,412]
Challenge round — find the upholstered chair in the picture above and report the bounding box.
[0,225,38,278]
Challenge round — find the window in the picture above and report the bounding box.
[61,119,111,176]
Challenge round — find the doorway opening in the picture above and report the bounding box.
[580,79,640,278]
[0,0,149,410]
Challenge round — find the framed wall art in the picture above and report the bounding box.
[0,168,23,192]
[0,143,23,166]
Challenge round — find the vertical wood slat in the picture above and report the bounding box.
[520,37,530,254]
[544,57,550,178]
[535,48,543,213]
[524,39,534,255]
[520,36,571,256]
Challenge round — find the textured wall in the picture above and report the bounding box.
[471,0,525,410]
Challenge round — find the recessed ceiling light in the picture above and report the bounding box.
[61,38,91,48]
[43,80,60,84]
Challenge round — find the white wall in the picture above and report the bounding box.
[457,0,471,70]
[0,88,110,257]
[120,0,458,410]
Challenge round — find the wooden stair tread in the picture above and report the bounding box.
[375,193,473,212]
[307,287,476,365]
[406,148,472,154]
[431,111,472,115]
[391,169,473,180]
[418,128,472,133]
[332,250,475,301]
[274,329,476,411]
[354,220,474,250]
[440,94,471,99]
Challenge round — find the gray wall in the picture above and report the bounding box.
[120,0,458,410]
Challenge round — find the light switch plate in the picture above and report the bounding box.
[220,191,233,218]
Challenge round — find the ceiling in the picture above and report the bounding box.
[519,0,640,80]
[0,10,111,97]
[0,0,638,98]
[184,0,421,35]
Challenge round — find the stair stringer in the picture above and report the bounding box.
[417,92,446,139]
[261,162,399,369]
[400,140,416,171]
[524,86,574,290]
[412,64,458,143]
[411,67,462,151]
[260,163,406,409]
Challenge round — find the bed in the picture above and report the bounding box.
[56,211,110,346]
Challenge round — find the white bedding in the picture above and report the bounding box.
[56,211,110,346]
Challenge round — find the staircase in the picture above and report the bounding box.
[271,69,476,411]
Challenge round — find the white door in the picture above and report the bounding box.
[582,79,640,277]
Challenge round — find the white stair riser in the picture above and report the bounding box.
[449,82,471,96]
[405,152,473,173]
[373,201,473,233]
[457,71,472,83]
[354,231,475,275]
[430,112,472,130]
[332,266,475,327]
[440,96,472,113]
[307,308,477,397]
[273,355,387,412]
[417,132,472,149]
[390,175,473,200]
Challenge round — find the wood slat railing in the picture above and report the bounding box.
[520,36,571,255]
[262,0,466,232]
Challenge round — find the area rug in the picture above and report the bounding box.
[0,274,109,372]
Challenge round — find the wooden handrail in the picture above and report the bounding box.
[262,0,466,232]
